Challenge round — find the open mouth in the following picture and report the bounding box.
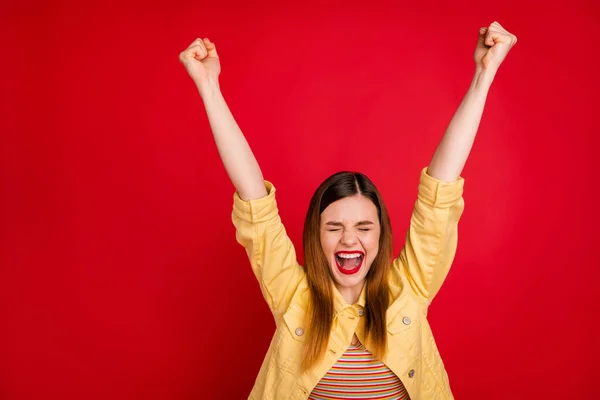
[335,251,364,275]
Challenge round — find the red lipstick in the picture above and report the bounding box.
[335,251,364,275]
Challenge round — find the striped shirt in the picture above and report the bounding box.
[309,340,410,400]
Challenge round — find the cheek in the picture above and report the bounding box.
[319,233,335,256]
[364,233,380,257]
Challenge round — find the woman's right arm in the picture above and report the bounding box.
[179,38,267,201]
[179,38,304,315]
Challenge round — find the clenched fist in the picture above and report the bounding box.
[475,22,517,72]
[179,38,220,89]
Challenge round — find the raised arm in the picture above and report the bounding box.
[180,38,304,316]
[179,38,267,200]
[427,22,518,182]
[394,22,517,303]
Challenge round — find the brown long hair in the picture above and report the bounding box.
[302,171,393,371]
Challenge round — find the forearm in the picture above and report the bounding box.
[427,69,495,182]
[199,80,267,200]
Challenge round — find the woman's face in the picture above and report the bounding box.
[319,195,381,292]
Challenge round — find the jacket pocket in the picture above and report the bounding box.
[276,304,308,376]
[282,304,307,343]
[386,293,422,366]
[386,293,420,335]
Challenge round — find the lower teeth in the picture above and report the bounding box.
[337,256,361,269]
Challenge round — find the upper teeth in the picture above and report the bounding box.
[337,253,362,259]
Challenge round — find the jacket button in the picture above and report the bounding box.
[403,316,411,325]
[295,327,304,336]
[408,369,415,378]
[358,309,364,316]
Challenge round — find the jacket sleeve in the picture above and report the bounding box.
[392,167,465,303]
[232,180,305,316]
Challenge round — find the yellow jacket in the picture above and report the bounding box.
[232,167,465,400]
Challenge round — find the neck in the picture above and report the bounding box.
[336,281,365,305]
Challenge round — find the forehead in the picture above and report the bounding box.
[320,195,378,222]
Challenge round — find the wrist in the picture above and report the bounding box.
[197,78,221,97]
[472,67,496,91]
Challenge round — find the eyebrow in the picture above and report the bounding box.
[324,221,375,227]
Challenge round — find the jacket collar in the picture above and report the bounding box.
[332,281,366,315]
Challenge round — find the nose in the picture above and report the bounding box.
[340,230,358,247]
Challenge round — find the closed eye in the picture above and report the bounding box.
[327,228,370,232]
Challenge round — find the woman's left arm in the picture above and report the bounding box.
[394,22,518,303]
[427,21,518,182]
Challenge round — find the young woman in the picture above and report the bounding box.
[179,22,517,400]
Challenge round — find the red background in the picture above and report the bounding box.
[2,0,599,398]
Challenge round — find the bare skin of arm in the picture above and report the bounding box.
[428,22,518,182]
[179,38,267,201]
[179,22,517,193]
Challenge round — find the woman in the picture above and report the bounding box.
[179,22,517,400]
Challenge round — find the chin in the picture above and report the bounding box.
[332,268,367,288]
